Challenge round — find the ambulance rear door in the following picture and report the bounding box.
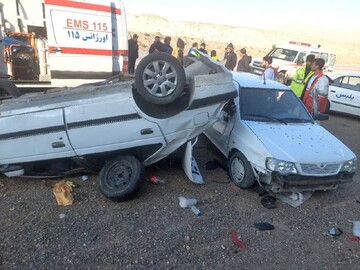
[44,0,128,82]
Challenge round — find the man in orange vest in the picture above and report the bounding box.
[302,58,330,115]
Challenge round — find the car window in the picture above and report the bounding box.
[320,53,328,63]
[240,88,313,123]
[332,77,343,87]
[329,54,336,66]
[270,48,298,62]
[310,51,320,58]
[347,76,360,91]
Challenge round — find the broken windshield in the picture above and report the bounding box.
[240,88,313,123]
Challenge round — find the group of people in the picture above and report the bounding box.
[261,53,331,115]
[290,55,331,115]
[128,34,253,74]
[128,34,329,116]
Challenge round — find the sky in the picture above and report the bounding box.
[123,0,360,30]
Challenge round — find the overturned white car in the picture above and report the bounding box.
[0,52,237,200]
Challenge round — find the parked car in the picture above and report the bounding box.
[205,72,357,193]
[0,52,237,201]
[328,73,360,117]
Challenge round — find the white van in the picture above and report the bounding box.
[250,41,336,84]
[0,0,128,88]
[205,72,356,193]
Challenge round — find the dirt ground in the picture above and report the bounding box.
[1,113,360,270]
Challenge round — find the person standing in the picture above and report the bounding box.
[128,34,139,75]
[236,48,251,72]
[199,42,208,54]
[149,36,161,53]
[302,58,330,115]
[289,54,315,97]
[188,42,198,56]
[262,56,277,81]
[163,36,173,54]
[210,50,219,61]
[172,38,185,64]
[224,43,237,71]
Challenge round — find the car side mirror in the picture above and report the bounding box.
[313,113,329,121]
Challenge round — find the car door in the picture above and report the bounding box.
[205,99,237,156]
[64,98,166,157]
[0,109,76,164]
[329,75,360,116]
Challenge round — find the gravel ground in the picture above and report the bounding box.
[1,113,360,270]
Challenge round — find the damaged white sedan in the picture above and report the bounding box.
[0,52,237,200]
[205,72,357,194]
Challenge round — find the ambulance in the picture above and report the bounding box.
[249,41,336,84]
[0,0,128,89]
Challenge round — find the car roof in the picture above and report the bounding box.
[331,72,360,79]
[232,71,290,90]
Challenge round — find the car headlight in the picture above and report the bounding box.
[341,158,357,173]
[266,158,297,175]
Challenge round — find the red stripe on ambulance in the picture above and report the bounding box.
[44,0,121,14]
[49,46,128,56]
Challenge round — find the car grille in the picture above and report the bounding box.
[300,163,341,175]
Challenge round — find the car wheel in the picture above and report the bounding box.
[228,151,256,189]
[98,155,144,201]
[135,52,186,105]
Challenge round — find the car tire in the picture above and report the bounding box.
[135,52,186,105]
[98,155,144,201]
[228,151,256,189]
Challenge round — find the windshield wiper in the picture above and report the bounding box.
[280,118,314,124]
[244,114,287,125]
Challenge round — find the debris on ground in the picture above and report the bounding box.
[53,181,74,206]
[272,191,313,207]
[254,222,275,231]
[261,195,277,209]
[81,175,89,181]
[230,229,247,250]
[148,175,166,185]
[352,221,360,237]
[326,227,343,237]
[179,196,202,216]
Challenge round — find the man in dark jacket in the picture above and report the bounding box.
[128,34,139,74]
[149,36,161,53]
[163,36,173,54]
[236,48,251,72]
[224,43,237,71]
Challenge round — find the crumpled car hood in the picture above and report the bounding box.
[244,121,356,163]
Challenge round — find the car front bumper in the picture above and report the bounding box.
[266,172,354,193]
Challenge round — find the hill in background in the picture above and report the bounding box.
[127,14,360,66]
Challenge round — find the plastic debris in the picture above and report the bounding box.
[81,175,89,181]
[326,227,343,237]
[254,222,275,231]
[53,181,74,206]
[352,221,360,237]
[66,181,79,188]
[149,176,166,185]
[261,196,277,209]
[59,213,66,219]
[179,196,202,216]
[272,191,313,208]
[182,140,204,184]
[230,229,247,250]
